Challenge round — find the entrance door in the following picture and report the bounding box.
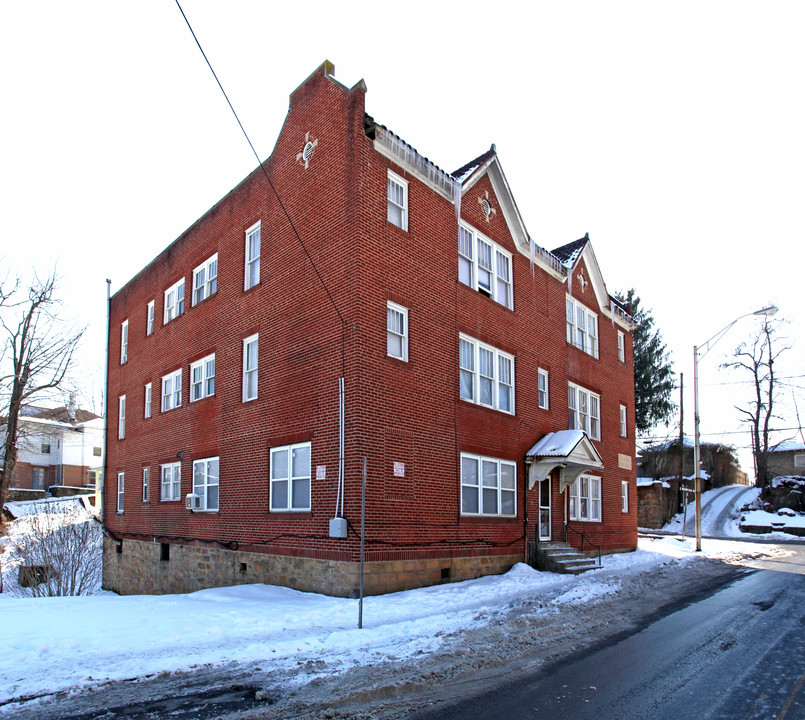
[538,478,551,540]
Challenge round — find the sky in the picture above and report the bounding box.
[1,1,802,473]
[0,492,789,708]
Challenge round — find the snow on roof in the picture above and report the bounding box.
[771,441,805,453]
[550,236,588,268]
[526,429,586,458]
[452,145,497,184]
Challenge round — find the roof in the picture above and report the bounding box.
[526,429,588,458]
[27,407,101,425]
[452,145,497,184]
[551,235,589,268]
[772,441,805,453]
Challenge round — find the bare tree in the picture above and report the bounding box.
[0,272,85,508]
[724,319,789,492]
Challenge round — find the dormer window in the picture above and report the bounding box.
[458,223,512,309]
[566,296,598,358]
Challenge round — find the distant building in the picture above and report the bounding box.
[103,62,638,598]
[768,441,805,479]
[1,404,104,492]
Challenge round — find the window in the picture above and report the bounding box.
[618,330,625,362]
[270,442,311,511]
[161,369,182,412]
[164,279,185,324]
[568,383,600,440]
[538,368,549,410]
[387,170,408,231]
[458,223,512,309]
[117,472,125,513]
[620,404,628,437]
[32,467,45,490]
[569,475,601,521]
[796,454,805,468]
[386,302,409,361]
[621,480,629,513]
[121,319,128,364]
[40,440,51,454]
[566,296,598,358]
[161,462,181,501]
[192,253,218,305]
[245,222,261,290]
[142,467,149,502]
[147,301,155,336]
[93,446,102,457]
[145,383,152,419]
[193,457,219,511]
[190,354,215,402]
[460,453,517,517]
[459,335,515,414]
[118,396,126,440]
[243,334,258,402]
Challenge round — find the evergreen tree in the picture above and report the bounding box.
[615,289,675,434]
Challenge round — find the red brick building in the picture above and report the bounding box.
[103,61,637,597]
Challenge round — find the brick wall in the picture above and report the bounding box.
[104,62,636,596]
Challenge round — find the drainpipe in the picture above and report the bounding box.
[523,460,529,563]
[101,280,111,534]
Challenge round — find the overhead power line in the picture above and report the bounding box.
[173,0,346,329]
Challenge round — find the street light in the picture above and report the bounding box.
[692,305,778,551]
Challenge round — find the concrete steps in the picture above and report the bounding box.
[532,541,600,575]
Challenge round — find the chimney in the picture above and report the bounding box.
[68,392,77,422]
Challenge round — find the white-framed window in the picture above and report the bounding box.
[120,319,128,364]
[538,368,549,410]
[193,457,219,512]
[190,354,215,402]
[621,480,629,513]
[243,334,258,402]
[117,472,124,513]
[147,300,155,336]
[160,462,181,501]
[795,453,805,468]
[458,223,512,309]
[41,440,51,454]
[386,301,409,361]
[164,278,185,324]
[566,296,598,358]
[617,330,625,362]
[569,474,601,521]
[118,395,126,440]
[270,442,311,512]
[142,467,149,502]
[192,253,218,305]
[245,221,261,290]
[32,467,45,491]
[144,383,152,419]
[460,453,517,517]
[161,369,182,412]
[387,170,408,231]
[620,404,628,437]
[459,334,514,414]
[568,383,600,440]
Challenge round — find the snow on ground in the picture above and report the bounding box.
[0,533,785,711]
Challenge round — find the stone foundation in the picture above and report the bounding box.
[102,537,522,598]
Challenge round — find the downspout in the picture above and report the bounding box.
[101,280,111,531]
[523,459,529,563]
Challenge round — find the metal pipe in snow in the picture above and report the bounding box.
[359,456,366,629]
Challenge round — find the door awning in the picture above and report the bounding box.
[525,429,604,492]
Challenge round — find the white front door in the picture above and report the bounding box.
[538,478,551,540]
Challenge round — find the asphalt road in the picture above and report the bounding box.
[422,543,805,720]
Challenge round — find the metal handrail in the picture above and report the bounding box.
[564,524,602,566]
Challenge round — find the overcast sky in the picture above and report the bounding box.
[2,1,802,473]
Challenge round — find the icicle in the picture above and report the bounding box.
[530,238,536,277]
[454,177,462,243]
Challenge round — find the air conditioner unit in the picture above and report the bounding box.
[185,493,201,511]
